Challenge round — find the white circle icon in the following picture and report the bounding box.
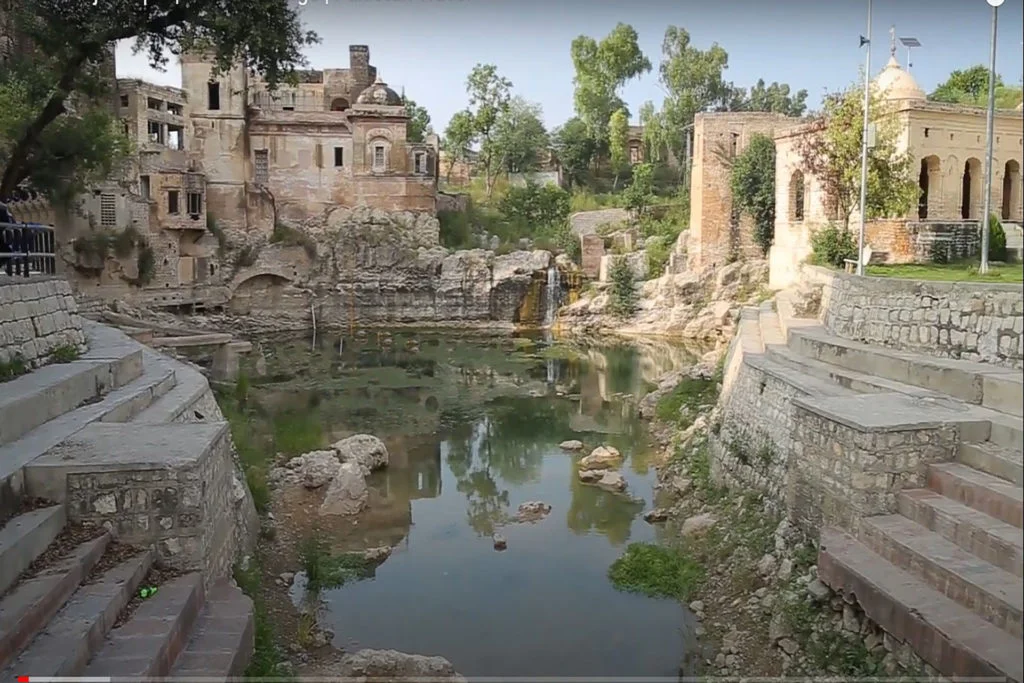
[986,0,1004,6]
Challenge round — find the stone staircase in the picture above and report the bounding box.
[0,320,254,678]
[732,295,1023,682]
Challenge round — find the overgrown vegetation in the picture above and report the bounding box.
[608,542,704,600]
[234,244,261,271]
[270,222,317,259]
[299,534,372,592]
[655,375,718,428]
[0,354,28,382]
[780,587,887,676]
[645,235,672,278]
[207,213,228,256]
[607,256,636,318]
[731,133,777,255]
[234,559,292,679]
[988,213,1007,263]
[49,343,80,363]
[809,223,857,268]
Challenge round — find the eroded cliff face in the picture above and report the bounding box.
[217,207,559,331]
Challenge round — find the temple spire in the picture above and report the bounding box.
[889,25,897,59]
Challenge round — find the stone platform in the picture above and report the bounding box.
[0,315,256,676]
[715,286,1023,681]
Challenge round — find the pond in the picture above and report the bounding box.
[227,330,702,679]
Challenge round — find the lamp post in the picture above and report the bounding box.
[980,0,1002,274]
[856,0,873,276]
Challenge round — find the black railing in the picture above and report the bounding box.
[1,222,57,277]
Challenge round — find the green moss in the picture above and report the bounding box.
[655,376,718,427]
[608,542,704,600]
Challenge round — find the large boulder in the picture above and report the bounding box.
[333,434,389,475]
[331,649,465,681]
[269,450,340,489]
[578,445,622,470]
[318,462,368,516]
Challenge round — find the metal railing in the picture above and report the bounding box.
[1,222,57,277]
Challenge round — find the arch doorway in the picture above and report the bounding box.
[1002,160,1021,221]
[330,98,350,112]
[918,156,940,219]
[961,158,981,220]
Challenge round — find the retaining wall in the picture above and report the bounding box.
[0,277,86,367]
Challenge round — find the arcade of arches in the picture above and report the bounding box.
[915,156,1022,223]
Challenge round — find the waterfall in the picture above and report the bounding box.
[543,265,561,327]
[546,358,557,385]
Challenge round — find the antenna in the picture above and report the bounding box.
[899,36,921,70]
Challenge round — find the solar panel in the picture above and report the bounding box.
[900,37,922,48]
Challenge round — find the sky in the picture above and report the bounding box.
[115,0,1024,132]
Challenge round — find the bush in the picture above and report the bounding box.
[622,162,654,217]
[438,209,474,249]
[50,344,80,363]
[135,244,155,285]
[498,183,571,230]
[608,256,636,318]
[987,213,1007,263]
[608,542,704,600]
[645,236,672,279]
[810,223,857,268]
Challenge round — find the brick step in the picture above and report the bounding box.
[860,515,1023,637]
[897,489,1023,577]
[129,351,211,424]
[928,462,1024,528]
[0,506,66,596]
[1,551,152,678]
[959,441,1024,486]
[787,326,1022,413]
[170,580,254,678]
[764,343,940,397]
[83,572,204,678]
[0,358,176,518]
[818,528,1023,682]
[0,533,110,669]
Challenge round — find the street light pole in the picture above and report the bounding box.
[980,0,1002,274]
[856,0,873,276]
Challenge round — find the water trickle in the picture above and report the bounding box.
[543,265,561,327]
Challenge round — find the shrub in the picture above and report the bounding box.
[234,244,260,269]
[809,223,857,268]
[622,162,654,217]
[438,209,474,249]
[655,376,719,428]
[608,256,636,318]
[50,344,80,363]
[0,354,28,382]
[498,182,571,230]
[135,244,155,285]
[987,213,1007,263]
[645,235,672,279]
[608,542,704,600]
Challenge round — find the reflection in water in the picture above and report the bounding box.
[235,331,701,678]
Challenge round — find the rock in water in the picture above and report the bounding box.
[361,546,393,563]
[596,470,627,492]
[296,450,342,489]
[332,434,389,475]
[516,501,552,522]
[333,649,465,681]
[492,534,507,550]
[318,462,368,516]
[578,445,623,470]
[643,508,669,523]
[559,439,584,451]
[578,468,606,483]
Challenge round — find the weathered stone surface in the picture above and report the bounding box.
[578,468,606,484]
[515,501,552,523]
[559,440,584,451]
[579,445,622,470]
[643,508,669,523]
[332,434,389,475]
[0,278,86,368]
[595,470,627,493]
[680,512,718,537]
[318,463,368,517]
[331,648,465,681]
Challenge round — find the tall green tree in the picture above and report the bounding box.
[929,65,1023,109]
[402,96,432,143]
[0,0,317,200]
[492,97,548,175]
[730,133,777,255]
[551,117,595,189]
[441,110,475,184]
[638,101,668,163]
[464,63,512,198]
[607,108,630,188]
[622,162,654,218]
[795,84,919,229]
[733,79,808,117]
[570,23,650,145]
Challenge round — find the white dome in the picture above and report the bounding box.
[873,56,925,102]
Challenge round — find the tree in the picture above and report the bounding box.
[441,110,475,184]
[492,97,548,175]
[930,65,1023,109]
[608,256,637,318]
[796,84,919,229]
[622,162,654,218]
[551,117,595,189]
[570,23,650,145]
[638,101,668,163]
[607,108,630,189]
[402,96,432,143]
[730,133,776,255]
[0,0,318,200]
[733,79,808,117]
[465,63,512,198]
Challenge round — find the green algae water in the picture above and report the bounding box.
[232,330,702,678]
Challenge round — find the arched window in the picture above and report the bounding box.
[918,156,940,220]
[789,170,805,222]
[961,158,981,219]
[330,97,350,112]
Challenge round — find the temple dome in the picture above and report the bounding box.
[873,56,926,102]
[356,77,402,106]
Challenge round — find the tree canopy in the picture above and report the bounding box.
[402,97,432,144]
[730,133,776,255]
[492,97,548,175]
[441,110,475,183]
[0,0,318,200]
[551,117,596,189]
[464,63,513,197]
[929,65,1023,110]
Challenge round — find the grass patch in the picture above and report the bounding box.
[781,587,886,677]
[608,542,704,601]
[299,534,372,592]
[0,355,28,382]
[865,262,1023,283]
[233,559,292,679]
[217,382,272,514]
[655,376,719,428]
[49,344,80,363]
[271,410,323,455]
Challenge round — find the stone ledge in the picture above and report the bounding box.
[792,392,994,434]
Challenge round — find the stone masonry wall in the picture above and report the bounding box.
[0,277,86,368]
[817,267,1023,368]
[865,220,980,264]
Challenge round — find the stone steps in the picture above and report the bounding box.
[897,489,1023,577]
[0,533,110,668]
[928,462,1024,529]
[1,550,152,678]
[860,514,1023,638]
[170,579,254,678]
[818,527,1024,682]
[959,440,1024,486]
[82,572,204,678]
[0,505,66,596]
[130,351,211,424]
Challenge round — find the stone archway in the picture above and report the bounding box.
[789,170,805,222]
[918,155,941,219]
[1002,160,1021,221]
[228,273,292,315]
[330,97,350,112]
[961,158,981,219]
